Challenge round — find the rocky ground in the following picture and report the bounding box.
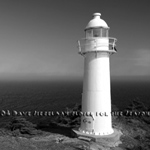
[0,99,150,150]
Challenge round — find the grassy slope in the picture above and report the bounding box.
[0,100,150,150]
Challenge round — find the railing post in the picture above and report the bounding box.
[78,40,81,54]
[112,40,115,50]
[94,39,97,49]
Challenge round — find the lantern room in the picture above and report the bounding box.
[78,13,117,55]
[85,13,109,38]
[85,27,109,38]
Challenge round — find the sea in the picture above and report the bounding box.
[0,79,149,126]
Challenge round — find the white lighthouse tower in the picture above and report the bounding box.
[77,13,117,136]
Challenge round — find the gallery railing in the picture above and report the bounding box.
[77,37,117,55]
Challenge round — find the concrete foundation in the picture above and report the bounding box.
[72,128,122,147]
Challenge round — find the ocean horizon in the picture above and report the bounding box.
[0,79,149,126]
[0,79,149,112]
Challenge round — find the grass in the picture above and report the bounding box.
[0,100,150,149]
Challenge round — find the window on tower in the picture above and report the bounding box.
[93,28,100,37]
[101,28,108,37]
[85,28,109,38]
[85,29,93,38]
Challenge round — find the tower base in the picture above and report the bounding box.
[72,128,122,147]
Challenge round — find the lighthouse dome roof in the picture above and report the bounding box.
[85,13,109,30]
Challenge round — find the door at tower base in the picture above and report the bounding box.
[80,113,114,135]
[81,116,94,133]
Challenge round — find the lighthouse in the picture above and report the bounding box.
[77,13,117,136]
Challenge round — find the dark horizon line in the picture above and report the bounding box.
[0,75,149,82]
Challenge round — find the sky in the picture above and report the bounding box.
[0,0,150,81]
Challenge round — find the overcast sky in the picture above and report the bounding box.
[0,0,150,81]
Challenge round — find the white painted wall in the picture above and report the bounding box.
[80,51,113,135]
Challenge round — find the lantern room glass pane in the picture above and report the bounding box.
[93,28,100,37]
[86,28,108,38]
[101,28,108,37]
[86,29,93,38]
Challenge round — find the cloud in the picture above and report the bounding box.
[0,48,82,80]
[0,46,149,80]
[134,49,150,67]
[111,49,150,76]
